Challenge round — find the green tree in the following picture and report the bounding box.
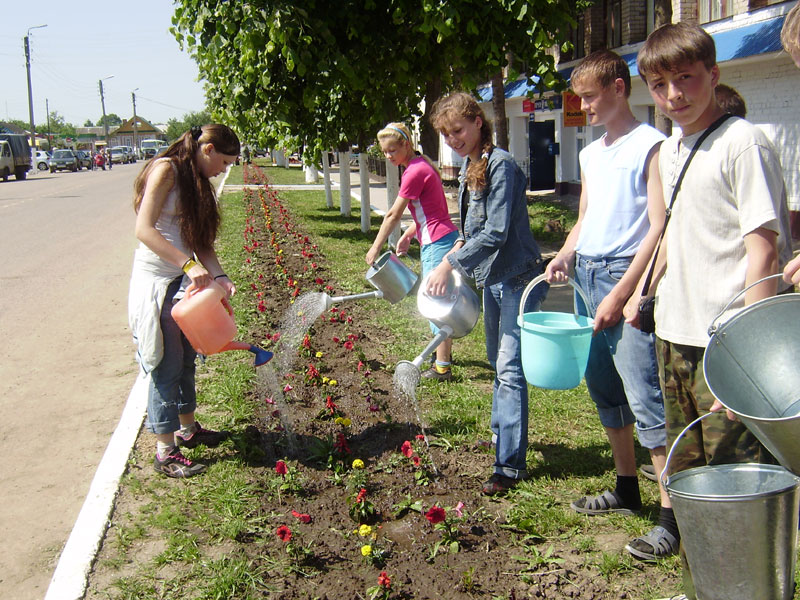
[84,119,95,127]
[172,0,583,160]
[165,109,212,141]
[97,113,122,128]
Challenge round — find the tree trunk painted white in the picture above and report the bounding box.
[339,150,351,216]
[322,151,333,208]
[304,163,318,183]
[385,157,400,248]
[276,150,286,167]
[358,152,370,233]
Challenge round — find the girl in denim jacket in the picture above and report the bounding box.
[428,92,546,495]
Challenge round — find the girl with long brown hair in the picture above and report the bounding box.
[128,124,240,478]
[428,92,546,495]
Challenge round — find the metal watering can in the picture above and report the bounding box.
[396,270,480,376]
[703,273,800,475]
[320,251,419,309]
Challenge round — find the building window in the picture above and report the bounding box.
[607,0,622,47]
[569,14,586,60]
[698,0,733,23]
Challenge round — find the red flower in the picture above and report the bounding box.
[400,440,414,458]
[326,396,337,414]
[291,509,312,523]
[334,432,350,454]
[378,571,391,589]
[275,460,288,476]
[356,488,367,503]
[302,335,311,349]
[276,525,292,542]
[412,455,421,467]
[425,506,446,524]
[415,434,425,441]
[357,360,364,371]
[315,277,324,285]
[343,341,354,351]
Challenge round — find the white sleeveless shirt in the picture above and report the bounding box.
[575,123,665,258]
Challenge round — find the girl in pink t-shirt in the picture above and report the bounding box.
[365,122,458,381]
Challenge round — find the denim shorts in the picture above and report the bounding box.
[421,230,459,334]
[574,255,666,449]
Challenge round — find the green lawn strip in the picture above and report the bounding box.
[96,177,685,598]
[226,161,313,186]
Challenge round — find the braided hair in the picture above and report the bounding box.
[133,124,240,252]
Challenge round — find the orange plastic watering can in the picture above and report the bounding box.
[171,280,272,366]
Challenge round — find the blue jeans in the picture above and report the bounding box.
[146,277,198,434]
[421,230,459,335]
[574,255,666,449]
[484,271,546,479]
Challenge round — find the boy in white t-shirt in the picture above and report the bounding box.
[633,22,792,600]
[545,49,675,561]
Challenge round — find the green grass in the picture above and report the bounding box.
[224,161,314,186]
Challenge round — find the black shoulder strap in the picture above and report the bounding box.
[641,114,734,297]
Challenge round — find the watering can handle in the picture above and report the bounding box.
[707,273,785,336]
[661,412,716,489]
[518,273,592,322]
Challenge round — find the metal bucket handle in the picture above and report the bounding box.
[518,273,592,322]
[707,273,785,336]
[661,411,716,489]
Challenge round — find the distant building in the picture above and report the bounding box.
[76,116,164,150]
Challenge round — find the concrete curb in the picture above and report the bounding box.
[43,375,147,600]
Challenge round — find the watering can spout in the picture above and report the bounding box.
[326,290,383,307]
[220,341,274,367]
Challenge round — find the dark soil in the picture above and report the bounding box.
[86,166,678,600]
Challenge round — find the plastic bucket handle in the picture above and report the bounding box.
[707,273,784,337]
[518,273,593,323]
[661,411,716,489]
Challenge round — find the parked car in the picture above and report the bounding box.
[76,151,92,169]
[1,141,15,182]
[49,149,81,172]
[109,147,126,164]
[33,150,50,171]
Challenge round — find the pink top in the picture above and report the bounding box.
[399,157,456,245]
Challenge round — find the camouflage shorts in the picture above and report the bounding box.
[657,338,771,476]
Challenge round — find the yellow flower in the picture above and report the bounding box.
[340,418,351,427]
[277,249,283,255]
[329,379,338,386]
[322,376,330,384]
[315,351,323,358]
[334,416,344,425]
[358,524,372,537]
[352,459,365,470]
[361,544,373,557]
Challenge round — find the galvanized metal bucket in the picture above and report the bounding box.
[663,413,800,600]
[703,273,800,474]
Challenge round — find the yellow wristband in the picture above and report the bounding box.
[182,258,198,274]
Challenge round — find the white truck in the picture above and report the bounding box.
[139,139,165,160]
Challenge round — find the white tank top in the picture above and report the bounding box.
[575,123,665,258]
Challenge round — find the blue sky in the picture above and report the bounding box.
[1,2,208,128]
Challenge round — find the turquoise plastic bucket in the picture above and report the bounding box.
[517,274,594,390]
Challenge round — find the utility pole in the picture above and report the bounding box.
[45,98,51,149]
[24,24,47,152]
[98,75,114,148]
[131,89,139,155]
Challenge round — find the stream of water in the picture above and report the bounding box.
[393,361,438,475]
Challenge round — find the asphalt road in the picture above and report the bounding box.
[0,163,140,599]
